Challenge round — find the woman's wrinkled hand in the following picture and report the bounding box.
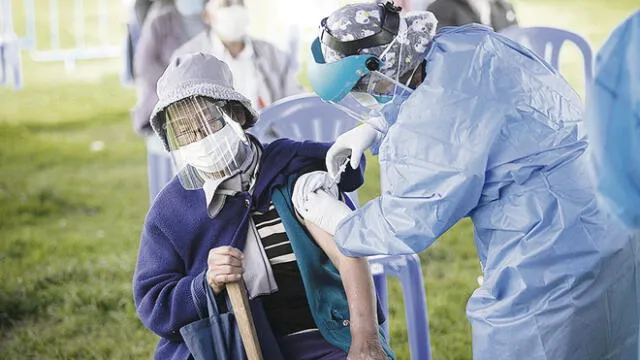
[347,336,387,360]
[206,246,244,294]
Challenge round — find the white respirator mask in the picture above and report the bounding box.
[176,0,204,17]
[212,5,250,42]
[164,96,251,189]
[177,123,243,174]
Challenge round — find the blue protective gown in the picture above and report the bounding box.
[334,24,640,359]
[585,10,640,229]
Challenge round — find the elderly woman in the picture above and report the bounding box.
[132,52,393,360]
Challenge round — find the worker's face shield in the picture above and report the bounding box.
[164,96,251,189]
[308,35,413,132]
[341,64,415,129]
[308,2,413,131]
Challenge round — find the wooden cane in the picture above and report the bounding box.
[226,280,263,360]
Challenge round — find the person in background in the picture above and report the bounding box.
[172,0,304,111]
[123,0,172,85]
[132,0,207,137]
[133,52,392,360]
[296,2,640,359]
[585,10,640,229]
[133,0,156,26]
[427,0,517,31]
[131,0,208,202]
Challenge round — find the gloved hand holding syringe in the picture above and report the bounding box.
[292,157,354,235]
[325,123,380,179]
[325,157,351,189]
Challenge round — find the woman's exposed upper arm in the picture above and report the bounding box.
[297,212,346,270]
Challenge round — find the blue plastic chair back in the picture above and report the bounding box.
[250,93,360,143]
[499,26,593,84]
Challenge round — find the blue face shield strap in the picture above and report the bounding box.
[308,38,383,102]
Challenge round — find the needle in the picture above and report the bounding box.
[326,157,350,188]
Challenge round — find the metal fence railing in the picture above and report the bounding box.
[22,0,122,69]
[1,0,127,90]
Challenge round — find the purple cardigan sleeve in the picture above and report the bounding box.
[133,217,206,341]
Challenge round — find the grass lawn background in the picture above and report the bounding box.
[0,0,637,359]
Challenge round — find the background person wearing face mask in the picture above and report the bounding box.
[172,0,304,111]
[427,0,517,31]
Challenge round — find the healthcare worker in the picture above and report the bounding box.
[585,9,640,229]
[172,0,304,111]
[293,2,640,359]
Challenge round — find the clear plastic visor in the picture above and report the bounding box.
[164,96,251,190]
[326,30,415,131]
[353,70,409,101]
[332,72,414,133]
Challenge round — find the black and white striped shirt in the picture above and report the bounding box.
[252,203,317,336]
[253,204,297,266]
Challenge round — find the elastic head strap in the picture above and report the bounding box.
[320,1,401,56]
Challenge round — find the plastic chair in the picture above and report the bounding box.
[369,254,431,360]
[499,26,593,84]
[250,93,360,144]
[252,93,432,360]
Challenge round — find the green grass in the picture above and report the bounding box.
[0,0,638,359]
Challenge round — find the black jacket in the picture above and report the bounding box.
[428,0,518,32]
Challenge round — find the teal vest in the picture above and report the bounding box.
[271,177,394,359]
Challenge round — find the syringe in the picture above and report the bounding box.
[326,157,350,188]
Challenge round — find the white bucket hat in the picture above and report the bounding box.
[150,52,259,150]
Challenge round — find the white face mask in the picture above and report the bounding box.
[212,5,250,42]
[178,123,246,174]
[176,0,204,17]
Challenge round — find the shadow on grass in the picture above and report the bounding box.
[0,261,122,330]
[0,187,100,230]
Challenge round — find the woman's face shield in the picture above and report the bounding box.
[164,96,251,189]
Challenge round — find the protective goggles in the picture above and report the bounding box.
[164,96,251,189]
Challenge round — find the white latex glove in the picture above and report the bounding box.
[326,123,380,179]
[294,189,353,235]
[294,171,339,203]
[292,171,339,222]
